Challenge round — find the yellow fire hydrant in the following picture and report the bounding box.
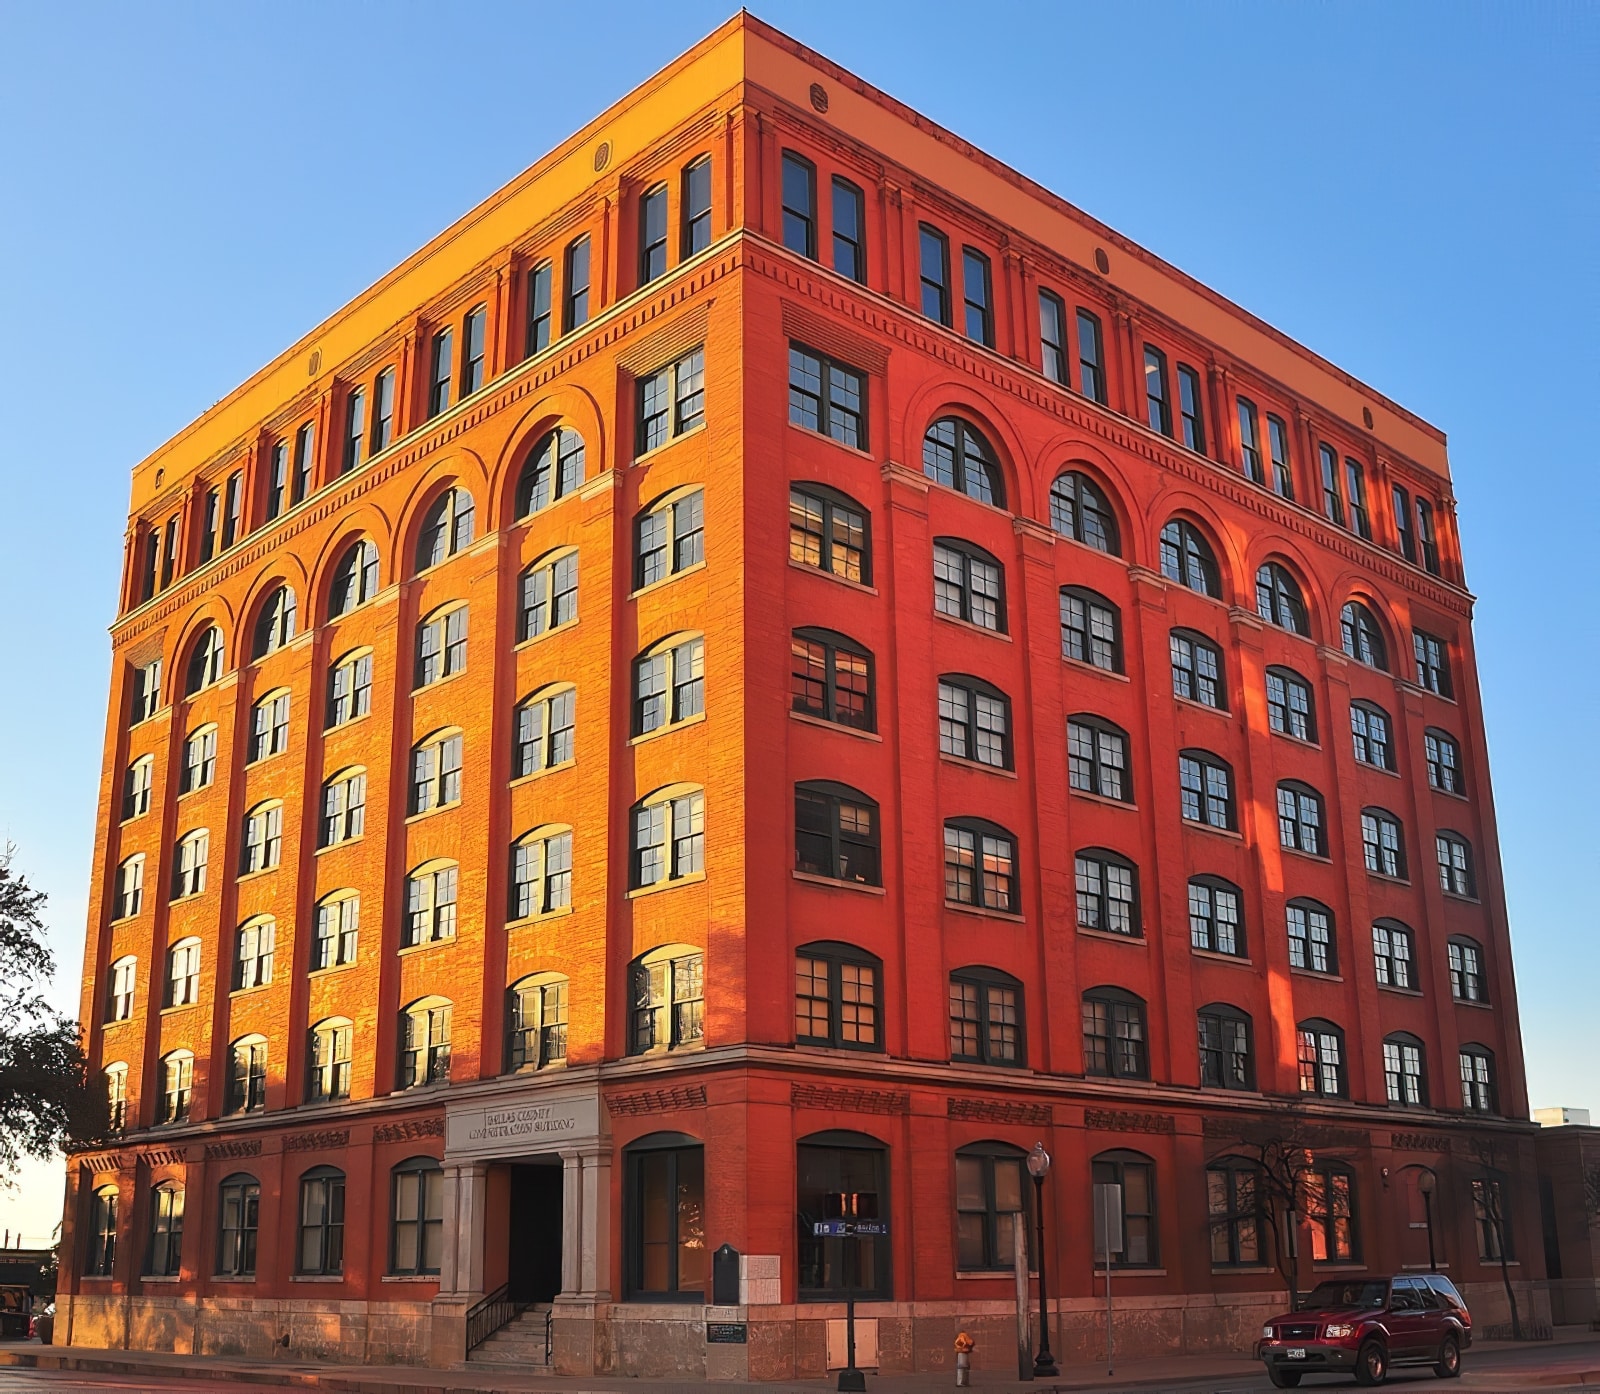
[954,1330,975,1387]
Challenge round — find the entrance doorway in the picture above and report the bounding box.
[507,1162,564,1303]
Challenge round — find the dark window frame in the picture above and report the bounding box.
[939,673,1012,769]
[933,537,1006,632]
[948,966,1025,1067]
[918,223,951,325]
[1188,875,1244,956]
[388,1156,445,1277]
[794,780,881,887]
[1082,987,1148,1080]
[792,628,875,732]
[1198,1004,1254,1090]
[1266,665,1317,743]
[1074,846,1140,937]
[790,483,871,585]
[1092,1150,1159,1268]
[1160,519,1222,597]
[781,151,817,259]
[794,940,883,1051]
[943,817,1018,913]
[624,1134,707,1300]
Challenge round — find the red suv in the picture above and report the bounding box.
[1259,1275,1471,1387]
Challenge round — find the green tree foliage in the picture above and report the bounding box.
[0,848,104,1180]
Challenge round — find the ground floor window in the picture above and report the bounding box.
[297,1167,345,1276]
[955,1143,1031,1271]
[390,1157,444,1276]
[797,1131,891,1300]
[624,1134,706,1299]
[1091,1151,1157,1267]
[216,1174,259,1277]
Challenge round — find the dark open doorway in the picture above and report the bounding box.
[507,1162,563,1303]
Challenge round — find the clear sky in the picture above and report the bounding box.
[0,2,1594,1242]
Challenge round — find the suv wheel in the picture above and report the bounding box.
[1267,1368,1303,1389]
[1434,1335,1461,1379]
[1355,1339,1388,1387]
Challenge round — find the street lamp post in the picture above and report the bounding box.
[1026,1142,1059,1378]
[1418,1170,1437,1273]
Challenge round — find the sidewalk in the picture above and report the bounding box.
[2,1331,1599,1393]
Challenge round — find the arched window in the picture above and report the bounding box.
[633,633,704,735]
[1360,808,1407,879]
[1048,470,1120,553]
[1068,715,1130,801]
[226,1034,268,1114]
[398,997,452,1088]
[312,891,359,971]
[1425,728,1465,795]
[516,428,586,517]
[1306,1161,1359,1261]
[1350,700,1393,770]
[1188,876,1243,956]
[795,781,881,886]
[1383,1032,1427,1106]
[106,956,137,1023]
[1276,780,1325,856]
[923,417,1004,506]
[179,724,215,795]
[389,1156,444,1276]
[795,941,882,1050]
[512,684,576,777]
[415,486,475,572]
[793,629,874,731]
[1179,749,1234,829]
[955,1142,1032,1270]
[124,752,155,819]
[115,854,145,919]
[798,1130,891,1299]
[1437,832,1476,898]
[1372,920,1415,990]
[1198,1004,1253,1090]
[145,1181,184,1277]
[1159,519,1220,597]
[1460,1045,1496,1113]
[1266,666,1316,742]
[635,347,704,453]
[1287,898,1336,974]
[943,818,1017,912]
[1206,1157,1262,1267]
[790,483,870,584]
[1255,561,1309,635]
[104,1061,128,1132]
[507,973,568,1071]
[216,1173,260,1278]
[933,539,1005,631]
[307,1017,353,1101]
[409,728,463,815]
[1340,600,1388,669]
[1082,987,1147,1079]
[624,1132,705,1299]
[297,1166,345,1275]
[949,966,1024,1066]
[252,585,297,658]
[1448,936,1487,1002]
[1075,848,1139,936]
[86,1185,118,1276]
[508,825,573,919]
[414,601,468,687]
[635,487,704,589]
[939,675,1011,767]
[1296,1018,1346,1097]
[328,539,379,618]
[233,915,275,991]
[248,689,290,763]
[319,768,366,849]
[326,648,373,729]
[159,1049,194,1123]
[1091,1150,1158,1266]
[403,862,458,947]
[185,625,225,694]
[628,944,704,1054]
[166,937,201,1007]
[631,786,704,888]
[1413,628,1453,696]
[1060,587,1121,671]
[1170,629,1225,708]
[171,829,209,900]
[518,549,578,640]
[240,800,283,874]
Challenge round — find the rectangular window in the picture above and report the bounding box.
[1235,398,1260,486]
[1416,498,1440,574]
[1038,290,1068,384]
[159,517,178,590]
[1393,484,1416,561]
[636,348,705,455]
[292,421,315,505]
[1345,457,1371,538]
[461,305,487,396]
[1267,415,1293,498]
[1177,364,1204,453]
[639,185,668,285]
[787,344,866,448]
[524,262,553,358]
[200,488,220,563]
[1320,445,1345,525]
[961,247,993,347]
[139,529,159,602]
[1144,347,1171,436]
[681,157,712,257]
[919,224,950,325]
[131,660,162,724]
[343,390,365,473]
[831,176,865,282]
[563,236,590,332]
[266,440,288,521]
[428,328,453,417]
[1414,630,1453,697]
[1076,310,1106,403]
[371,367,395,452]
[222,471,242,549]
[781,151,816,259]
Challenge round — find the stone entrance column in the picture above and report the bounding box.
[552,1144,612,1374]
[429,1161,489,1366]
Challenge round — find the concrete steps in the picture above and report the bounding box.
[467,1302,552,1367]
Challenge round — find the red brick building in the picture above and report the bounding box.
[56,14,1543,1380]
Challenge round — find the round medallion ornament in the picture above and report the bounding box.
[1094,248,1110,275]
[809,83,829,114]
[594,141,611,172]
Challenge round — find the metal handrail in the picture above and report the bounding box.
[545,1304,554,1364]
[465,1283,525,1352]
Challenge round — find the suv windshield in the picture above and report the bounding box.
[1302,1280,1388,1311]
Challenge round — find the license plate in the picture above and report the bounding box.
[1287,1349,1307,1360]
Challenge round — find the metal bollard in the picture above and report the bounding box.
[954,1330,975,1387]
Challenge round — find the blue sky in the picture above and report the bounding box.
[0,2,1594,1238]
